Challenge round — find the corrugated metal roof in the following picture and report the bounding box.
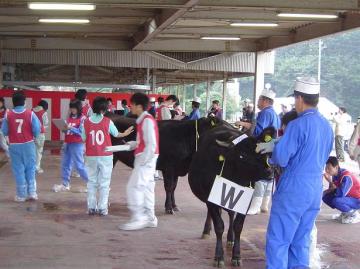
[1,49,274,74]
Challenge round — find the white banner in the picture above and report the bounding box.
[208,175,254,215]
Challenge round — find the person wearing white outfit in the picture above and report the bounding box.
[331,107,351,162]
[120,93,159,231]
[32,100,49,173]
[155,95,177,121]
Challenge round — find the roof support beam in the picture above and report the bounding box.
[132,0,199,50]
[257,13,360,51]
[198,0,359,10]
[134,39,257,52]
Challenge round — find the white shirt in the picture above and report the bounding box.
[129,111,159,166]
[332,113,351,137]
[160,105,172,120]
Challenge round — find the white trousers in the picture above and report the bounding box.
[253,180,273,198]
[35,133,45,170]
[86,157,113,211]
[127,154,158,221]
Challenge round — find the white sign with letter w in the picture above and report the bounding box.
[208,175,254,215]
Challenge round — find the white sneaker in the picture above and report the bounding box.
[342,211,360,224]
[52,184,70,193]
[37,168,44,174]
[147,216,158,228]
[14,196,26,202]
[119,219,148,231]
[27,194,38,201]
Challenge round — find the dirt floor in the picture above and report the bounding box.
[0,147,359,269]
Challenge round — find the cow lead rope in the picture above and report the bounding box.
[219,155,226,177]
[195,120,199,152]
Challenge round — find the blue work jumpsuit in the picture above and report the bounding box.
[253,106,280,198]
[266,109,333,269]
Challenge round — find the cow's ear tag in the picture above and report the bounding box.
[264,135,272,143]
[219,155,225,162]
[211,120,215,126]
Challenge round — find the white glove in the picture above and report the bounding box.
[126,141,137,150]
[256,140,275,154]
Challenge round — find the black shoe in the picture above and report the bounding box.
[98,209,108,216]
[88,208,97,215]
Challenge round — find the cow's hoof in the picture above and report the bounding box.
[165,209,174,215]
[201,233,211,239]
[213,258,225,268]
[227,241,234,248]
[173,206,180,212]
[231,258,242,267]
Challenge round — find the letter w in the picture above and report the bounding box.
[220,183,244,209]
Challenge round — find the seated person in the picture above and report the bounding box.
[323,156,360,224]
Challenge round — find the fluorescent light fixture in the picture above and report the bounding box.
[201,36,240,41]
[28,3,95,11]
[230,22,278,27]
[278,13,338,19]
[39,18,90,24]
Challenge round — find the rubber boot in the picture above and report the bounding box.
[309,225,321,269]
[261,196,271,213]
[247,197,262,215]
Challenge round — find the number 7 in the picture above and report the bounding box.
[15,119,23,133]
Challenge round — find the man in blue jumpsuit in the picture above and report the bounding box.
[236,87,281,214]
[257,77,333,269]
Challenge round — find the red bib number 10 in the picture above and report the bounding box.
[89,130,105,145]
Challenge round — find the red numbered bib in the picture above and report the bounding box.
[84,117,112,156]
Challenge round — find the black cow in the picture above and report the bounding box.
[188,127,275,267]
[106,113,136,168]
[106,113,232,214]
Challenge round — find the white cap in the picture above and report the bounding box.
[191,97,201,104]
[294,77,320,95]
[149,97,156,102]
[260,88,276,100]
